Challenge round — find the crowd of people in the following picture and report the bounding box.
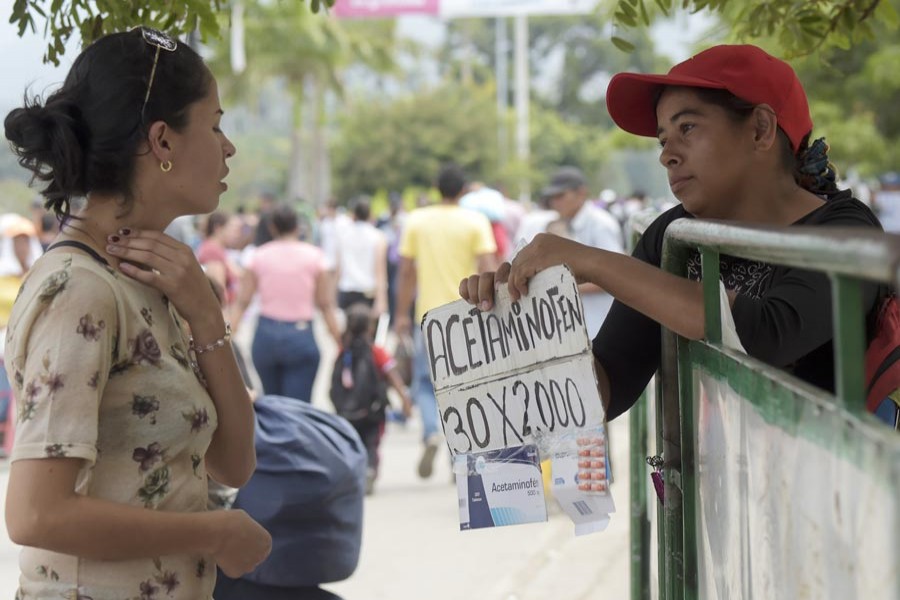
[0,158,653,472]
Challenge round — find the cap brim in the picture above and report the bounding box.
[540,184,569,199]
[606,72,728,138]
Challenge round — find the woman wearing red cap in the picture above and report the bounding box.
[460,44,891,424]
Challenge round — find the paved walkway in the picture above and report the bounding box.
[324,415,632,600]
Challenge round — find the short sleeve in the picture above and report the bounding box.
[313,246,327,276]
[246,245,259,274]
[398,214,418,259]
[321,225,339,271]
[731,196,883,366]
[371,345,395,374]
[473,214,497,256]
[7,266,116,464]
[592,207,685,420]
[197,241,225,266]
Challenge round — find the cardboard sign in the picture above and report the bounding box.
[423,265,605,456]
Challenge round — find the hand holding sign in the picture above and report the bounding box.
[507,233,591,301]
[459,233,590,309]
[459,262,510,312]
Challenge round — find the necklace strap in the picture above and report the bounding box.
[46,240,110,266]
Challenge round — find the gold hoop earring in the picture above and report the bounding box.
[160,160,173,173]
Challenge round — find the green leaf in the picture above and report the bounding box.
[653,0,670,16]
[830,30,851,50]
[797,10,824,25]
[853,20,875,43]
[799,23,825,38]
[91,15,103,41]
[638,0,650,26]
[615,10,636,28]
[611,36,635,52]
[839,7,857,32]
[876,0,900,29]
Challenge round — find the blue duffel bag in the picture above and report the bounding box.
[215,395,367,595]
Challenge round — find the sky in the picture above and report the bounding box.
[0,1,78,114]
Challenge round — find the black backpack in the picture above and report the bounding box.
[329,338,389,423]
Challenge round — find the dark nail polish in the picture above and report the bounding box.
[119,228,131,236]
[108,235,120,243]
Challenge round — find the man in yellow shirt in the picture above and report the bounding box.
[396,164,497,479]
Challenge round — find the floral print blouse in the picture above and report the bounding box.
[4,251,218,600]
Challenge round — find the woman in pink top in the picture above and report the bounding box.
[234,204,340,403]
[197,210,241,305]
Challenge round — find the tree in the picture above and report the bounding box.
[790,9,900,175]
[329,81,661,201]
[331,84,500,200]
[442,15,668,127]
[8,0,334,65]
[14,0,898,66]
[206,0,395,204]
[609,0,897,57]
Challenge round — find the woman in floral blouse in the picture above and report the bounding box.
[2,27,271,599]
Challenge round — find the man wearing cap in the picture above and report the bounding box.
[540,166,624,338]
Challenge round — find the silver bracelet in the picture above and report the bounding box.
[190,322,232,356]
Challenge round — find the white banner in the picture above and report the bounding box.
[440,0,600,17]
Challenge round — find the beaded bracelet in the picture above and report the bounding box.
[190,322,232,356]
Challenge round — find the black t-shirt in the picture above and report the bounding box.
[592,190,885,421]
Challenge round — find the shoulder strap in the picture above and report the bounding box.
[46,240,110,267]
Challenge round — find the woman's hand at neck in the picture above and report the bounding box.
[55,192,176,268]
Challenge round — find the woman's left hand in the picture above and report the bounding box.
[107,228,219,324]
[507,233,588,301]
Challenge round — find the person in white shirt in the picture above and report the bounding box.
[540,166,625,338]
[335,198,388,318]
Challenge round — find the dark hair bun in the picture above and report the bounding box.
[4,94,87,211]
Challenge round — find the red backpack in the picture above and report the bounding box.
[864,295,900,430]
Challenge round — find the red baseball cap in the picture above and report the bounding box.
[606,44,812,153]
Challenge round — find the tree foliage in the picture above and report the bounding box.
[330,84,500,200]
[328,81,657,201]
[207,1,393,105]
[9,0,335,64]
[203,0,396,203]
[13,0,899,68]
[790,14,900,175]
[610,0,898,57]
[443,14,668,127]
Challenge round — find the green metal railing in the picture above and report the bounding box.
[628,215,900,600]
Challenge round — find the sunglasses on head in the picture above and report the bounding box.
[137,27,178,119]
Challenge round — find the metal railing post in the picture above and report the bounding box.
[630,392,651,600]
[831,275,866,413]
[627,216,900,600]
